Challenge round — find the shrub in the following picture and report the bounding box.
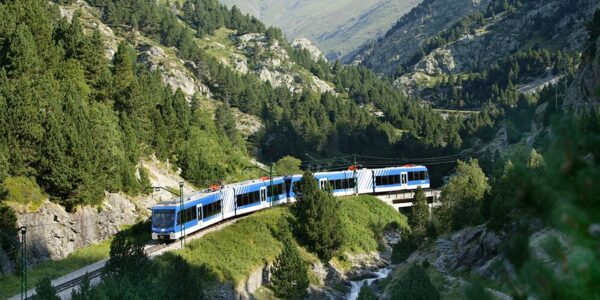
[33,277,59,300]
[390,264,440,300]
[357,282,377,300]
[1,176,46,208]
[392,234,419,264]
[271,234,309,299]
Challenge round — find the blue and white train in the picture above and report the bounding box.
[151,165,430,240]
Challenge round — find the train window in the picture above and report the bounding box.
[153,210,175,228]
[236,190,261,207]
[328,178,355,190]
[203,201,222,219]
[177,207,197,225]
[408,172,427,181]
[267,183,285,197]
[376,175,403,186]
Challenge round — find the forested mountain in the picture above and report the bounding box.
[354,0,595,76]
[0,0,472,214]
[217,0,422,60]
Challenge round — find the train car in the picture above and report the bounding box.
[314,170,358,197]
[151,165,430,240]
[151,190,223,240]
[370,165,430,194]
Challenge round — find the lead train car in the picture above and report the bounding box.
[152,175,302,240]
[152,166,429,240]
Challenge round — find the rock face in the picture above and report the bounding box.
[138,44,211,99]
[232,33,335,94]
[358,0,596,76]
[292,38,325,62]
[565,37,600,111]
[17,194,139,265]
[3,157,192,273]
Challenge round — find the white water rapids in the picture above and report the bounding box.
[347,267,393,300]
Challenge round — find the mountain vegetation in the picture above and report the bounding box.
[292,171,344,261]
[0,0,481,215]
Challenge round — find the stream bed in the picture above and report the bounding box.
[347,267,393,300]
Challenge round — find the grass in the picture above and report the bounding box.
[0,239,110,299]
[167,195,407,286]
[0,220,150,299]
[2,176,47,212]
[174,207,288,284]
[338,195,408,254]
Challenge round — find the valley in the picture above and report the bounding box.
[0,0,598,299]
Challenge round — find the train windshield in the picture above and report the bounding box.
[152,210,175,229]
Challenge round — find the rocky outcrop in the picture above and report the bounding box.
[232,33,335,94]
[292,38,325,62]
[565,37,600,111]
[359,0,596,76]
[5,157,193,273]
[138,44,211,99]
[17,194,140,265]
[57,0,119,59]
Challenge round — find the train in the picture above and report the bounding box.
[151,165,430,240]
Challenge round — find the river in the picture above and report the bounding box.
[347,267,393,300]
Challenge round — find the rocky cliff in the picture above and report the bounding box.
[356,0,596,77]
[565,37,600,111]
[0,158,195,275]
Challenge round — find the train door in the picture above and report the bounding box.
[284,178,292,203]
[401,173,408,189]
[197,204,203,225]
[319,178,328,190]
[260,187,267,207]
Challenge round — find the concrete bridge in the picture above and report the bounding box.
[375,189,442,211]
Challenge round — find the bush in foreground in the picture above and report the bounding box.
[271,233,309,299]
[391,264,440,300]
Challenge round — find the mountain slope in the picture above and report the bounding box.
[356,0,596,76]
[217,0,422,60]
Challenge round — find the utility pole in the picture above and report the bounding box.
[20,226,27,300]
[179,182,185,248]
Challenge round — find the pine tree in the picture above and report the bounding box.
[292,171,345,261]
[71,272,91,300]
[33,277,60,300]
[357,283,378,300]
[391,264,440,300]
[271,234,309,299]
[160,255,204,299]
[105,232,153,283]
[411,186,429,233]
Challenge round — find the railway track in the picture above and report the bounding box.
[15,214,252,300]
[22,243,172,299]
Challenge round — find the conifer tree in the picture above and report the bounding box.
[292,171,344,261]
[71,272,91,300]
[271,234,309,299]
[411,186,429,233]
[357,283,378,300]
[33,277,60,300]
